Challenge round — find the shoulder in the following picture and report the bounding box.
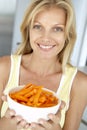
[74,70,87,90]
[0,55,11,69]
[63,68,87,129]
[0,55,11,88]
[72,69,87,105]
[66,64,87,86]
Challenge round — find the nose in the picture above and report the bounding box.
[41,30,51,44]
[41,38,50,44]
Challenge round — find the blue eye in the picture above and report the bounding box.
[53,27,63,32]
[33,25,42,30]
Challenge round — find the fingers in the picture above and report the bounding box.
[5,108,20,125]
[60,100,66,110]
[1,95,7,101]
[48,112,61,125]
[17,119,29,129]
[37,114,61,129]
[29,112,62,130]
[38,119,52,129]
[29,122,45,130]
[5,108,16,118]
[4,108,30,129]
[55,100,65,116]
[47,100,66,125]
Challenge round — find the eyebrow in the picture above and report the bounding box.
[34,21,65,26]
[54,24,65,27]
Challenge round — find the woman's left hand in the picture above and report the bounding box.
[29,101,65,130]
[29,114,61,130]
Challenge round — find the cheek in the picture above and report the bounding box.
[55,35,65,52]
[55,34,65,46]
[30,31,35,42]
[30,31,40,43]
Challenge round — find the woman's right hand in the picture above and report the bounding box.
[1,95,30,130]
[1,108,30,130]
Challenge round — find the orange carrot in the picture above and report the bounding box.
[9,83,58,107]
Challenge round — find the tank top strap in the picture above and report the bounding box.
[4,55,22,95]
[57,64,77,107]
[56,64,77,128]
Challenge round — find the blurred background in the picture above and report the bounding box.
[0,0,16,56]
[0,0,87,129]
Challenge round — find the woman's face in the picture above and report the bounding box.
[30,7,66,59]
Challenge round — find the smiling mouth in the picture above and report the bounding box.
[38,44,55,50]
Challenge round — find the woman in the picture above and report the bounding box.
[0,0,87,130]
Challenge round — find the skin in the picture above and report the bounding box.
[0,7,87,130]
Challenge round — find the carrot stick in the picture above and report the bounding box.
[9,83,58,107]
[10,94,28,102]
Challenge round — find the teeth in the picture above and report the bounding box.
[39,45,53,49]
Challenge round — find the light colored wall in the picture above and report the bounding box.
[0,15,14,56]
[0,0,16,56]
[11,0,31,53]
[71,0,87,66]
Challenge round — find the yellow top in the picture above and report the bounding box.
[1,55,77,129]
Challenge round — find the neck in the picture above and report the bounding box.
[29,54,61,77]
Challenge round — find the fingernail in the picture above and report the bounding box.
[30,124,36,128]
[48,114,53,119]
[38,120,43,124]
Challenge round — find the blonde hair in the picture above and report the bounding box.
[15,0,76,69]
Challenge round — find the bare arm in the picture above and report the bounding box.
[0,56,15,130]
[0,56,31,130]
[0,56,11,111]
[63,71,87,130]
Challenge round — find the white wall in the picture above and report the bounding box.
[0,0,16,56]
[71,0,87,66]
[0,0,16,14]
[12,0,30,53]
